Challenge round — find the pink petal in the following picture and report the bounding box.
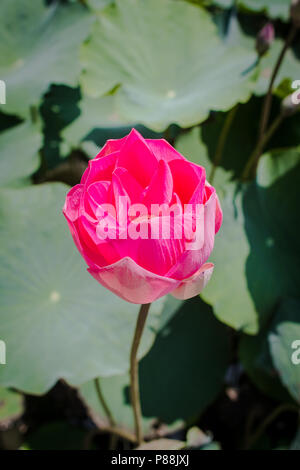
[142,160,173,208]
[145,138,185,163]
[204,183,223,234]
[77,215,120,266]
[136,236,184,277]
[188,168,206,206]
[63,184,83,222]
[93,135,128,159]
[81,151,118,186]
[112,167,143,205]
[215,194,223,234]
[63,184,87,256]
[166,189,217,280]
[168,159,205,204]
[88,257,181,304]
[131,215,184,276]
[85,181,110,218]
[171,263,214,300]
[63,186,103,269]
[117,129,158,187]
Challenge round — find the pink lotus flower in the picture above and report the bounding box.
[63,129,222,304]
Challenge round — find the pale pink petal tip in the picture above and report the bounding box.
[87,257,179,304]
[171,263,214,300]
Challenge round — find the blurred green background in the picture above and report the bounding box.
[0,0,299,450]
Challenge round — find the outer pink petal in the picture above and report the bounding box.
[171,263,214,300]
[215,193,223,234]
[78,215,120,267]
[203,183,223,234]
[166,189,217,280]
[63,184,83,222]
[93,135,128,159]
[85,181,110,218]
[81,152,118,186]
[63,184,86,254]
[63,185,101,269]
[145,138,185,163]
[117,129,158,187]
[87,257,180,304]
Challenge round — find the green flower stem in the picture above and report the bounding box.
[130,303,151,445]
[242,25,297,180]
[209,105,238,184]
[258,25,298,142]
[94,377,116,427]
[241,113,284,180]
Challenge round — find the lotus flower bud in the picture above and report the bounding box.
[281,93,300,117]
[291,0,300,27]
[63,129,223,304]
[256,23,275,56]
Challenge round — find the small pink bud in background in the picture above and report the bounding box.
[291,0,300,27]
[256,23,275,57]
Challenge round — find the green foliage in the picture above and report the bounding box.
[0,183,176,394]
[176,132,300,336]
[0,0,93,118]
[237,0,291,21]
[61,95,134,156]
[255,39,300,97]
[0,388,23,420]
[0,122,42,187]
[81,297,230,431]
[269,299,300,404]
[80,0,257,131]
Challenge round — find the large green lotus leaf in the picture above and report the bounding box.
[59,94,162,158]
[175,127,232,195]
[254,40,300,97]
[203,184,259,333]
[80,0,257,131]
[0,0,93,118]
[237,0,291,20]
[268,298,300,404]
[0,183,172,395]
[80,297,230,432]
[0,122,42,188]
[0,388,23,420]
[175,128,211,168]
[202,145,300,334]
[175,129,258,333]
[243,148,300,325]
[61,95,134,156]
